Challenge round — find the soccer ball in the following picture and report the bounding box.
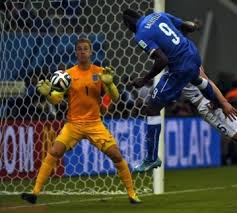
[50,70,71,92]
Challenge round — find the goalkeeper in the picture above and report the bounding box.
[21,38,141,204]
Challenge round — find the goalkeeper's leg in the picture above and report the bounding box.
[105,145,141,204]
[21,142,66,204]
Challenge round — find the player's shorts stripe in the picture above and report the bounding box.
[147,116,161,125]
[160,74,171,93]
[149,49,156,58]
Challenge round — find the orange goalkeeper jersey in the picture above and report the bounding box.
[66,64,104,122]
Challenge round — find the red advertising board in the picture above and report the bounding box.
[0,120,64,180]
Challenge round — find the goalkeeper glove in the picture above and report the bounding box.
[36,79,52,96]
[99,66,115,86]
[99,66,119,102]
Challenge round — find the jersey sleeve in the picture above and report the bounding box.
[135,35,159,57]
[166,13,184,29]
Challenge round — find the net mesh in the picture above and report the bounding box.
[0,0,154,195]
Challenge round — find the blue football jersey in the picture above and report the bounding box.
[135,12,201,70]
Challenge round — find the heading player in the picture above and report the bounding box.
[122,9,236,171]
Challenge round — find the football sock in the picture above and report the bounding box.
[193,78,218,104]
[114,159,135,197]
[199,82,217,102]
[146,116,161,162]
[33,153,57,195]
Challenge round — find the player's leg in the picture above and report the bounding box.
[134,101,163,172]
[21,123,78,204]
[87,121,141,204]
[135,71,189,172]
[105,145,141,204]
[191,76,218,104]
[33,142,66,194]
[185,58,218,103]
[21,141,66,204]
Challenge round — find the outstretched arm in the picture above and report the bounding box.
[199,67,228,106]
[130,48,168,88]
[166,13,200,34]
[200,66,237,121]
[180,20,200,34]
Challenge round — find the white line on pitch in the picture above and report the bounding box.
[0,200,70,210]
[1,185,237,210]
[140,184,237,197]
[0,197,113,210]
[164,184,237,195]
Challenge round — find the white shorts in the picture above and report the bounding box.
[182,83,203,104]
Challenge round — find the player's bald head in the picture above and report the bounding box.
[123,9,141,33]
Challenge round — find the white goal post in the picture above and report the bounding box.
[153,0,165,195]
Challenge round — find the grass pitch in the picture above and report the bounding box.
[1,166,237,213]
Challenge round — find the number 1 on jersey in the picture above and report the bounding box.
[85,86,89,96]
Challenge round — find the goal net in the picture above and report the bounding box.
[0,0,155,195]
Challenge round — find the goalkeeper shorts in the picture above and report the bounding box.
[55,121,116,152]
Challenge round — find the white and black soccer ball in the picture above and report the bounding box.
[50,70,71,92]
